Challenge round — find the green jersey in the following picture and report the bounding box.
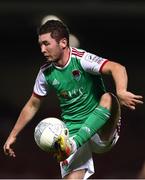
[34,47,108,135]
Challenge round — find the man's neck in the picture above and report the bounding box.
[54,47,70,68]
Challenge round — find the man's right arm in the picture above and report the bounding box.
[3,93,44,157]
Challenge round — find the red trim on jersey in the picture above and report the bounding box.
[72,47,79,52]
[99,60,109,73]
[72,48,85,57]
[72,48,84,54]
[72,52,84,57]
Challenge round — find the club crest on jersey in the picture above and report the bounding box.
[72,69,81,81]
[62,159,69,171]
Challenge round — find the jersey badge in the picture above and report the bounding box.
[72,69,81,81]
[61,159,69,171]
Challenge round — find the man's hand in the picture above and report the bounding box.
[3,136,16,158]
[117,91,143,110]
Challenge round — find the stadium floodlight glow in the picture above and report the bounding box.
[41,15,61,25]
[41,14,80,48]
[69,34,80,48]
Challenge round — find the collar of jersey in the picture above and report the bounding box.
[52,47,72,70]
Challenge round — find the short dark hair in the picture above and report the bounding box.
[38,20,70,46]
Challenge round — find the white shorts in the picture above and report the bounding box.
[60,130,120,179]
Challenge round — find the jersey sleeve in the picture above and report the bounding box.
[33,70,49,96]
[80,52,108,74]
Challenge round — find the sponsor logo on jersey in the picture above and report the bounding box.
[59,87,83,99]
[72,69,81,81]
[60,91,69,99]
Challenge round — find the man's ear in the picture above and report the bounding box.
[59,38,68,49]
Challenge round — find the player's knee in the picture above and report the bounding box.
[99,93,112,110]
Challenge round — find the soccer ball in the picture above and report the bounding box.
[34,117,69,152]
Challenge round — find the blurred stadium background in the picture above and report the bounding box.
[0,0,145,178]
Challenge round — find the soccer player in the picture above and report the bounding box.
[3,20,143,179]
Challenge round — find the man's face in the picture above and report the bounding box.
[38,33,63,63]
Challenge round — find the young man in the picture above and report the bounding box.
[3,20,143,179]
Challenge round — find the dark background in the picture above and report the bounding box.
[0,0,145,178]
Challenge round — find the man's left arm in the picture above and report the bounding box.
[101,61,143,110]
